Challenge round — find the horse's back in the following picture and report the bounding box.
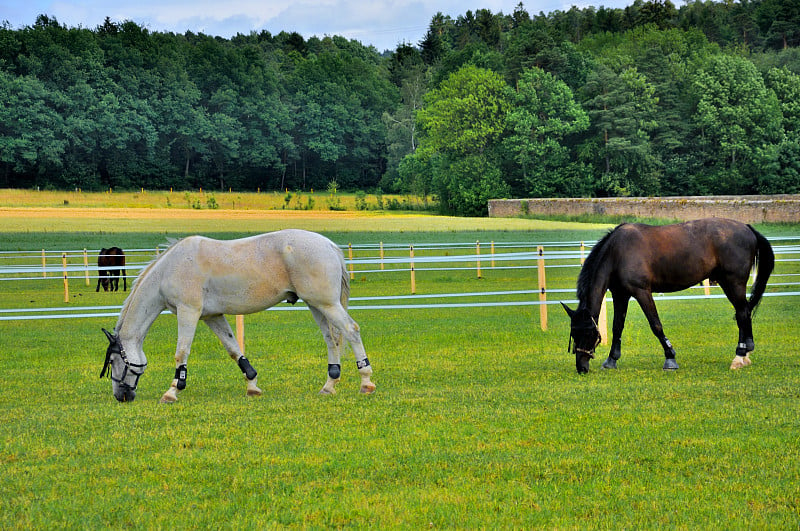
[155,230,346,314]
[612,218,755,291]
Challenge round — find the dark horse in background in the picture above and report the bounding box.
[562,218,774,373]
[96,247,127,292]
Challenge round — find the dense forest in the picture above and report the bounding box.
[1,0,799,215]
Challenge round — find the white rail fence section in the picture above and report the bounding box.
[3,238,800,344]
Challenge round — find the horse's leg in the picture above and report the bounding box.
[603,293,630,369]
[312,303,375,394]
[204,315,262,396]
[632,289,679,370]
[718,278,754,369]
[309,306,344,394]
[160,306,201,403]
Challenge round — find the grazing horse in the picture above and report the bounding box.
[562,218,774,373]
[96,247,126,292]
[100,229,375,403]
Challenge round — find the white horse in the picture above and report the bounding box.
[100,229,375,403]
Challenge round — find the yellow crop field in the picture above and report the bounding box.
[0,188,610,233]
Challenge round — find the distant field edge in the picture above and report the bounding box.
[489,195,800,224]
[0,207,613,234]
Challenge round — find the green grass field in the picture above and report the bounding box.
[1,200,799,528]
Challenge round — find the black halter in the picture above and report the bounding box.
[101,328,147,390]
[568,316,601,358]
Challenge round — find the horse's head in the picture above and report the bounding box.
[101,328,147,402]
[561,303,601,374]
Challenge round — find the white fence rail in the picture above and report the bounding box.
[2,238,799,322]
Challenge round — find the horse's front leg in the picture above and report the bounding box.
[633,290,679,370]
[603,293,629,369]
[204,315,262,396]
[160,306,201,403]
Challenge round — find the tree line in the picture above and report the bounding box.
[1,0,799,215]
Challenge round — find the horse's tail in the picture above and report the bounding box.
[340,252,351,310]
[747,225,774,315]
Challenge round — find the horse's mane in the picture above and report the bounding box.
[115,238,183,331]
[576,225,622,303]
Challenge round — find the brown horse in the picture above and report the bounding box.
[96,247,126,292]
[562,218,774,373]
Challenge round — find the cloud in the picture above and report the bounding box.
[261,0,431,49]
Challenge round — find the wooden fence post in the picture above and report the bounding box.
[599,296,608,345]
[476,241,482,279]
[380,241,384,270]
[348,243,354,280]
[236,315,245,354]
[537,246,547,331]
[62,253,69,303]
[83,248,90,286]
[42,249,47,277]
[490,241,495,268]
[580,240,608,344]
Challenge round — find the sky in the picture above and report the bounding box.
[1,0,635,52]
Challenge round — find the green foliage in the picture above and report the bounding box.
[326,179,344,210]
[412,65,511,215]
[2,2,800,209]
[504,67,589,197]
[416,65,511,158]
[693,54,784,193]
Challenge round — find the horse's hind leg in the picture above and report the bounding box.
[309,307,343,394]
[311,304,375,394]
[204,315,262,396]
[719,278,754,369]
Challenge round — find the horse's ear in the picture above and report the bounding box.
[102,328,115,343]
[560,302,575,318]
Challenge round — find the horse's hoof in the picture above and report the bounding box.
[602,357,618,369]
[360,382,376,394]
[319,387,336,395]
[159,395,177,404]
[730,354,752,370]
[246,387,262,397]
[663,359,679,371]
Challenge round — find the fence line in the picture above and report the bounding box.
[3,290,800,322]
[2,239,799,331]
[3,245,800,278]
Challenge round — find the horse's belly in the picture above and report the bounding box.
[199,276,288,316]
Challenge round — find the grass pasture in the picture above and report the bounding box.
[1,202,799,528]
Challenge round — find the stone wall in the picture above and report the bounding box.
[488,195,800,224]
